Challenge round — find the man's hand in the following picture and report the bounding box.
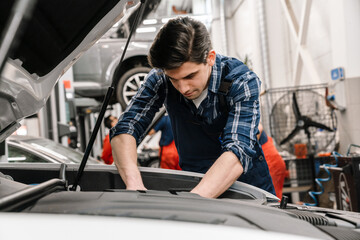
[190,151,243,198]
[111,134,147,190]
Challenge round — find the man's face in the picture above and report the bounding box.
[164,50,216,100]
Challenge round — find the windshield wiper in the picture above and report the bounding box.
[70,0,147,191]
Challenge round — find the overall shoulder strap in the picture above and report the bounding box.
[217,78,233,112]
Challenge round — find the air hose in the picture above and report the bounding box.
[304,151,342,206]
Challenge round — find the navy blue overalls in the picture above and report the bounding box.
[165,79,275,195]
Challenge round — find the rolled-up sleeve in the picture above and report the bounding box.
[221,72,261,173]
[110,69,166,145]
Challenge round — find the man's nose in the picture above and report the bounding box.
[177,80,190,94]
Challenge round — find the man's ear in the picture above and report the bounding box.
[207,49,216,66]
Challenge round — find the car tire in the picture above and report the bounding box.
[116,67,151,110]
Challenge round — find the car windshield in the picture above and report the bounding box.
[7,145,50,163]
[21,138,99,164]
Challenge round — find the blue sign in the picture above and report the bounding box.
[331,67,345,80]
[339,67,344,78]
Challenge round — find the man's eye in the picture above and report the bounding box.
[166,76,175,81]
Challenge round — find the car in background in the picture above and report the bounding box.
[72,0,212,109]
[7,134,158,167]
[6,135,102,165]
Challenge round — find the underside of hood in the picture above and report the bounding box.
[0,0,141,141]
[2,0,128,77]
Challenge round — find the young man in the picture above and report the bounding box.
[110,17,275,198]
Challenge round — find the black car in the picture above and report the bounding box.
[1,1,360,239]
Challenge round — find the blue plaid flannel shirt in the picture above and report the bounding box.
[110,54,262,173]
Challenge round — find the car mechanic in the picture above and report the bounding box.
[110,16,275,198]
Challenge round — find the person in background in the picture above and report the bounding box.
[258,123,288,199]
[101,115,118,165]
[148,115,181,170]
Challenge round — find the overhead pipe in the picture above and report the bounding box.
[257,0,272,133]
[219,0,228,55]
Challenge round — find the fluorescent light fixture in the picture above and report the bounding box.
[143,19,157,25]
[136,27,157,33]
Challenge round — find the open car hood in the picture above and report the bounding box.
[1,163,360,239]
[0,0,141,142]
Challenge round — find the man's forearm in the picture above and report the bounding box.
[190,151,243,198]
[111,134,146,190]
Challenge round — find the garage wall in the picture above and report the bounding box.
[211,0,262,76]
[329,0,360,153]
[211,0,360,154]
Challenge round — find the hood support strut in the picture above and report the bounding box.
[70,0,146,191]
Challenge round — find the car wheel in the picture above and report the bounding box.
[116,67,151,110]
[147,159,160,168]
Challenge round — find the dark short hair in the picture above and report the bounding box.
[104,115,113,129]
[148,17,212,70]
